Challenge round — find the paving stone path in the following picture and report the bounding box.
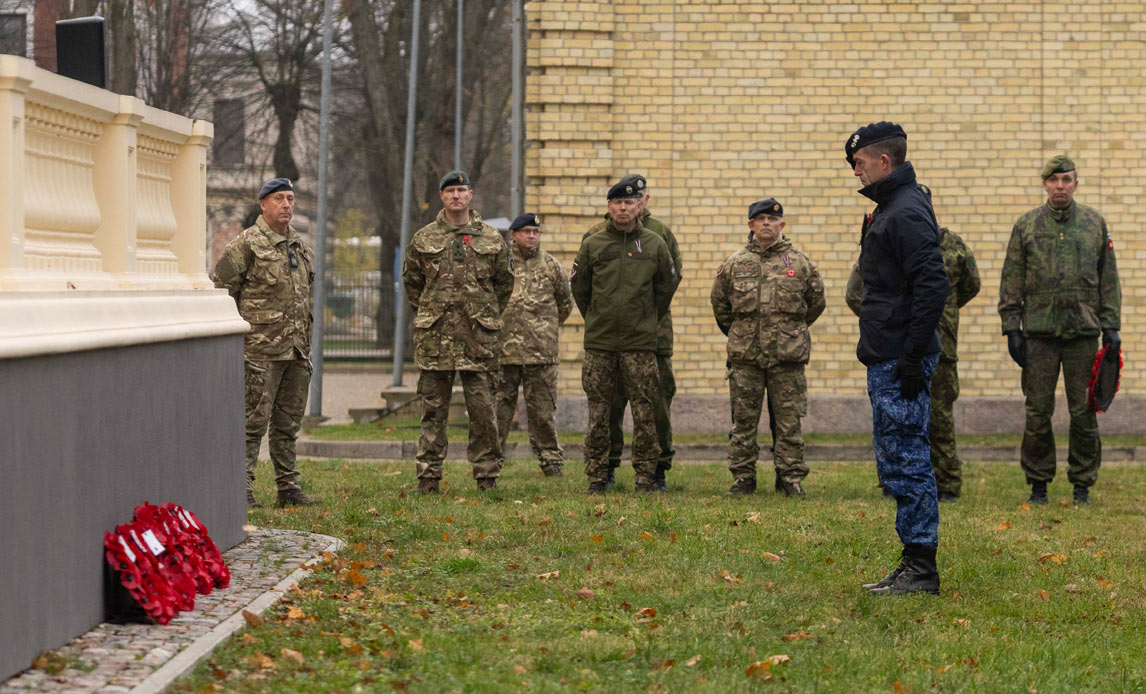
[1,528,341,694]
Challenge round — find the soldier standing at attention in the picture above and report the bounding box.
[496,213,573,477]
[213,178,319,509]
[998,155,1121,506]
[572,178,679,494]
[711,198,825,496]
[402,170,515,493]
[847,184,981,502]
[582,174,683,490]
[845,122,950,596]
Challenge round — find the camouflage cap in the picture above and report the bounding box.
[439,169,471,190]
[258,177,293,199]
[1041,155,1076,180]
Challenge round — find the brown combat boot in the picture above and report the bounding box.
[726,478,756,496]
[276,489,320,507]
[246,489,263,509]
[476,478,498,491]
[586,481,607,495]
[541,465,563,478]
[414,478,440,494]
[778,480,805,497]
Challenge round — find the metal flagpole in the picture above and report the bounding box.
[392,0,422,387]
[307,0,335,417]
[454,0,463,169]
[510,0,523,216]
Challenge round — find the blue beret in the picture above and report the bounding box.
[607,178,641,200]
[845,121,907,167]
[748,198,783,219]
[439,169,471,190]
[259,177,293,199]
[510,213,540,231]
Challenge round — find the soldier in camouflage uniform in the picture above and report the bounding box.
[402,170,515,493]
[998,155,1121,506]
[496,213,573,476]
[847,185,981,501]
[213,178,319,509]
[711,198,826,496]
[582,174,682,490]
[572,178,679,494]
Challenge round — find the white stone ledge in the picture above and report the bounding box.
[0,290,250,359]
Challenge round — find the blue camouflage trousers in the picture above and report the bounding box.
[868,354,940,549]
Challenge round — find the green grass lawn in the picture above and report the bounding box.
[173,460,1146,693]
[303,419,1146,449]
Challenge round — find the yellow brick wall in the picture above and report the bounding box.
[526,0,1143,401]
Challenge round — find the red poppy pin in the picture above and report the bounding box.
[463,234,472,244]
[787,269,795,277]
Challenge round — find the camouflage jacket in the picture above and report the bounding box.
[402,209,514,371]
[998,201,1120,339]
[499,245,572,365]
[711,235,826,368]
[847,228,980,362]
[212,215,314,360]
[572,220,678,353]
[583,209,682,355]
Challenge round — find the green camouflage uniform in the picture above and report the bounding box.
[212,215,314,494]
[998,200,1120,488]
[582,208,682,472]
[711,235,825,485]
[402,209,514,482]
[572,220,678,486]
[496,243,573,471]
[847,227,980,495]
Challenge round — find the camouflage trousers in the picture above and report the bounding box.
[606,355,676,470]
[869,354,940,549]
[496,363,564,470]
[583,349,660,485]
[416,369,503,481]
[245,358,310,493]
[930,358,961,496]
[727,361,809,484]
[1021,336,1100,488]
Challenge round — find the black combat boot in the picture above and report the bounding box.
[778,480,805,497]
[861,549,906,590]
[276,489,320,507]
[605,465,617,489]
[1072,484,1090,505]
[246,489,263,509]
[870,545,940,596]
[586,480,607,495]
[938,491,959,503]
[774,468,782,492]
[652,465,668,492]
[541,465,563,477]
[414,478,440,495]
[476,478,498,491]
[1028,481,1048,505]
[726,478,756,496]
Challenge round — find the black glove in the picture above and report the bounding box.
[1102,328,1121,358]
[891,352,925,400]
[1005,330,1027,369]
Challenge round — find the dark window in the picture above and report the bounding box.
[0,14,26,57]
[213,99,246,166]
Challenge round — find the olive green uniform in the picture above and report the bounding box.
[572,221,678,486]
[496,244,573,471]
[402,209,514,482]
[998,201,1120,488]
[212,215,314,495]
[712,235,825,486]
[582,209,682,473]
[847,227,980,495]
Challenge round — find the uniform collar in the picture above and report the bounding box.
[606,220,644,238]
[512,243,539,261]
[436,208,482,231]
[256,215,294,246]
[1045,199,1076,223]
[858,161,917,205]
[748,234,791,256]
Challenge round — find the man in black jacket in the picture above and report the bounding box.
[845,122,950,595]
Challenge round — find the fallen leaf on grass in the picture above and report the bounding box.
[247,653,274,669]
[240,633,258,644]
[1019,503,1030,512]
[782,632,813,641]
[616,516,626,526]
[536,571,560,580]
[996,520,1012,531]
[580,629,598,638]
[765,654,790,665]
[637,607,658,617]
[745,661,773,680]
[285,606,306,620]
[575,588,596,600]
[513,664,528,674]
[1038,553,1067,565]
[641,531,654,541]
[242,524,259,532]
[746,512,761,524]
[723,574,741,585]
[953,618,970,627]
[591,534,604,543]
[825,557,834,565]
[241,610,263,628]
[1064,584,1083,594]
[1097,578,1113,589]
[761,552,784,562]
[408,639,424,653]
[936,664,954,673]
[280,648,303,665]
[653,659,675,671]
[1037,589,1050,601]
[686,654,702,667]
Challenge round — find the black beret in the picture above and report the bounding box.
[258,177,293,199]
[439,169,471,190]
[748,197,783,219]
[844,121,907,167]
[607,178,642,200]
[510,213,541,231]
[619,173,647,191]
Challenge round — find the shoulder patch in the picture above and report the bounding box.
[716,261,724,277]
